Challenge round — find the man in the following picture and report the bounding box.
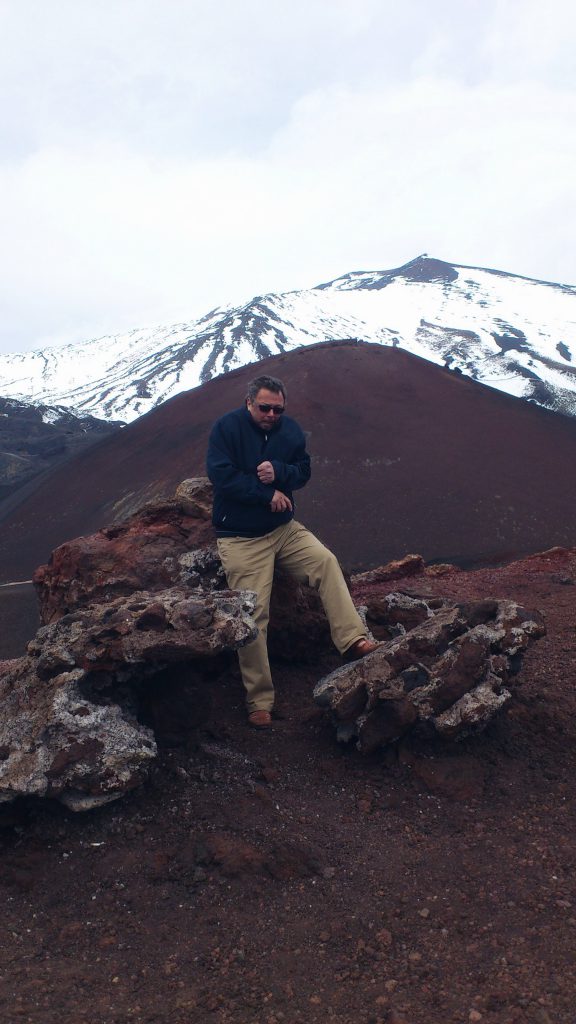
[206,374,378,728]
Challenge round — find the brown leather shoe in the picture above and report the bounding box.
[248,710,272,729]
[344,637,381,662]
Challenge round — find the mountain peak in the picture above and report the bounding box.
[0,256,575,423]
[317,254,459,292]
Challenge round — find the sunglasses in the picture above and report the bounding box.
[256,403,285,415]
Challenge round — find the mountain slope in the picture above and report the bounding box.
[1,256,575,423]
[0,396,120,504]
[2,341,576,582]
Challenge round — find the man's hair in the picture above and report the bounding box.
[246,375,287,403]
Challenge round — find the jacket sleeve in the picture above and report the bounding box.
[207,420,275,506]
[270,429,312,492]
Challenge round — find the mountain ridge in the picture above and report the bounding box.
[1,255,575,423]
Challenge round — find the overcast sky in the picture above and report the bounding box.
[1,0,575,354]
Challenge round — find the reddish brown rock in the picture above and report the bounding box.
[352,554,426,586]
[425,562,462,577]
[33,479,334,661]
[33,493,217,623]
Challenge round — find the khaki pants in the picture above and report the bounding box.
[217,520,366,712]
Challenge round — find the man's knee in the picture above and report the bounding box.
[308,544,341,587]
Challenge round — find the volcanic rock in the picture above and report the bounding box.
[174,477,214,520]
[314,592,545,752]
[0,586,256,809]
[351,554,426,586]
[33,481,218,623]
[33,479,333,660]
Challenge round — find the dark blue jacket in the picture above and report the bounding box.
[206,406,311,536]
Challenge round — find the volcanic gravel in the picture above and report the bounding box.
[1,547,576,1024]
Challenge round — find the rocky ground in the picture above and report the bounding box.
[1,547,576,1024]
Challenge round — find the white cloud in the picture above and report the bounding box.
[483,0,576,84]
[0,0,575,352]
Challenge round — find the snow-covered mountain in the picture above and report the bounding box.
[1,255,575,423]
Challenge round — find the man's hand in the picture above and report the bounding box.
[270,489,292,513]
[257,460,275,484]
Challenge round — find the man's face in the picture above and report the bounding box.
[247,388,286,431]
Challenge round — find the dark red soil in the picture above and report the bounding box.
[2,546,576,1024]
[4,341,576,580]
